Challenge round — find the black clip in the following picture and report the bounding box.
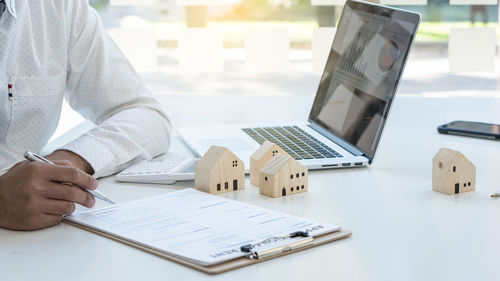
[240,231,309,253]
[289,231,309,238]
[240,244,254,253]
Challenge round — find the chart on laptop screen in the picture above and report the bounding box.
[333,9,413,96]
[310,4,417,157]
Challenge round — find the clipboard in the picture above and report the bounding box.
[65,219,352,275]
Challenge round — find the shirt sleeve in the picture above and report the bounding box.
[60,1,172,178]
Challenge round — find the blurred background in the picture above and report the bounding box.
[52,0,500,140]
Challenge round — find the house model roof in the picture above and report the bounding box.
[251,140,275,160]
[261,154,292,175]
[433,148,467,164]
[196,145,231,171]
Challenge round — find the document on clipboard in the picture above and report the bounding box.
[65,188,350,269]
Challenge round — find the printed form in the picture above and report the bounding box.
[66,188,340,266]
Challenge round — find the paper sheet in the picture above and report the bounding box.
[449,27,496,73]
[108,28,158,73]
[312,28,336,73]
[110,0,156,6]
[66,189,340,266]
[244,29,290,72]
[450,0,497,5]
[178,28,224,73]
[379,0,427,5]
[176,0,241,5]
[311,0,346,5]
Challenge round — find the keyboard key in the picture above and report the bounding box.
[298,152,312,158]
[242,127,343,160]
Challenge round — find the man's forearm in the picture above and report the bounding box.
[45,150,94,175]
[59,107,171,178]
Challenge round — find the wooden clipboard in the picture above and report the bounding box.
[65,219,352,275]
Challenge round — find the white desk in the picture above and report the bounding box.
[2,95,500,281]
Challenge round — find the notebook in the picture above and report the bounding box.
[65,188,349,268]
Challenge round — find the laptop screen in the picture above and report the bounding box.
[309,0,420,160]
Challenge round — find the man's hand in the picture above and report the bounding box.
[0,160,98,231]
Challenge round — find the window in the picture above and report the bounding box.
[290,174,293,179]
[225,182,228,190]
[453,166,456,172]
[217,183,221,191]
[97,2,500,98]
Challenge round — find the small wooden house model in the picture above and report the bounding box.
[432,148,476,195]
[259,154,308,198]
[250,141,288,186]
[195,145,245,194]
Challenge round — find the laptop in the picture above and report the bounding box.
[179,0,421,171]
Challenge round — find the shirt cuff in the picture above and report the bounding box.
[59,134,115,178]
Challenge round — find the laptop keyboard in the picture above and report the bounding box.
[242,126,343,160]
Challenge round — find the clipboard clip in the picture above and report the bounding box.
[240,231,312,260]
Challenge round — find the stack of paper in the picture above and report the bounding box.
[66,189,340,266]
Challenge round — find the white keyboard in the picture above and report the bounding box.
[116,156,199,185]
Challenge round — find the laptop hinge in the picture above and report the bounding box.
[308,122,372,163]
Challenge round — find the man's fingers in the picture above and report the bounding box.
[21,214,62,231]
[44,183,95,208]
[45,165,98,191]
[44,201,75,216]
[51,160,73,167]
[42,199,76,215]
[36,214,63,229]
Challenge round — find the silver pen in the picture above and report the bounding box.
[24,151,115,204]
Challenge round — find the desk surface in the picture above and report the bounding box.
[2,95,500,281]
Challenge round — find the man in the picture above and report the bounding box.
[0,1,172,231]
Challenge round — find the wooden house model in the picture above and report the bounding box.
[195,145,245,194]
[259,154,308,198]
[250,141,288,186]
[432,148,476,195]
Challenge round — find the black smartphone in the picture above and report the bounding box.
[438,121,500,140]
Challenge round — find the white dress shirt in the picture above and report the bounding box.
[0,0,172,177]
